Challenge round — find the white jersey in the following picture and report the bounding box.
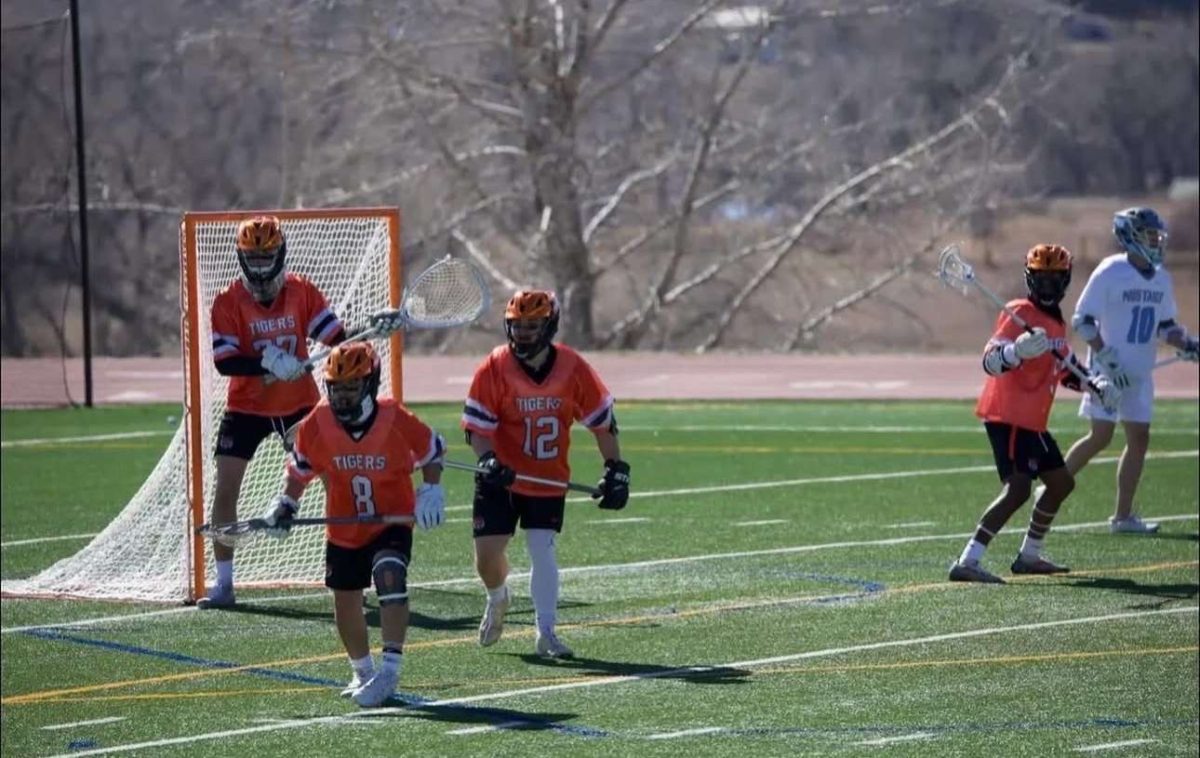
[1073,254,1177,378]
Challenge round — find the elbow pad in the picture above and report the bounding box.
[1071,313,1099,342]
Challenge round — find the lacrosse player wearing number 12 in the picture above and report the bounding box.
[259,341,447,707]
[949,245,1121,584]
[461,290,630,659]
[1053,208,1199,534]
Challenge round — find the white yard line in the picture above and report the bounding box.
[1,431,174,448]
[40,717,126,731]
[4,450,1195,629]
[1074,739,1160,752]
[591,517,651,524]
[1,534,100,548]
[45,606,1198,757]
[856,732,936,746]
[734,520,789,527]
[6,422,1197,450]
[885,522,936,529]
[647,727,726,739]
[445,720,529,735]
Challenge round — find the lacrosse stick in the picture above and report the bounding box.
[197,514,414,548]
[264,257,491,384]
[442,459,602,497]
[936,244,1104,395]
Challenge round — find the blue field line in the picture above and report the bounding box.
[20,628,606,737]
[780,572,886,605]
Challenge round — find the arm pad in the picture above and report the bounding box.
[1071,313,1100,342]
[215,355,268,377]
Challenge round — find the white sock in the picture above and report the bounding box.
[215,559,234,588]
[959,539,986,566]
[486,583,509,604]
[1020,535,1043,560]
[379,646,403,676]
[350,654,374,679]
[526,529,559,635]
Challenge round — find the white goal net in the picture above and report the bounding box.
[4,208,402,603]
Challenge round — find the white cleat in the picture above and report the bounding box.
[340,671,370,698]
[1110,515,1160,534]
[535,630,574,659]
[478,587,510,647]
[351,668,399,708]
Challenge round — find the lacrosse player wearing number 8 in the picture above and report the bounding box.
[260,341,447,707]
[949,245,1120,584]
[1053,208,1198,534]
[461,290,629,659]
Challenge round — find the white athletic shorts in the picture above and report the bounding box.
[1079,373,1154,424]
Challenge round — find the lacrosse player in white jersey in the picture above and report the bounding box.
[1055,207,1199,533]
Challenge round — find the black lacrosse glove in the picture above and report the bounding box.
[477,450,517,488]
[594,459,631,510]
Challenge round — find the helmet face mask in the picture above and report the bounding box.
[1113,207,1167,270]
[504,290,559,360]
[323,343,381,426]
[1024,244,1073,307]
[235,216,288,301]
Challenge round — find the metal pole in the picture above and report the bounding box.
[69,0,93,406]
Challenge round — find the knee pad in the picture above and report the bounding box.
[372,550,408,606]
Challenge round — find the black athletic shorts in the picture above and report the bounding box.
[472,481,566,537]
[214,408,311,460]
[325,526,413,591]
[984,421,1065,482]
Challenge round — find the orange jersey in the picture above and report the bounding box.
[211,274,343,416]
[286,399,443,548]
[461,345,614,496]
[975,299,1072,432]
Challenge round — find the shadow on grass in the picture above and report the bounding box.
[507,651,752,686]
[357,703,594,734]
[1059,575,1199,607]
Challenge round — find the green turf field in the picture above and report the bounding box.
[2,400,1197,757]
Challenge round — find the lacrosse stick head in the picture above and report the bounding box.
[197,521,260,549]
[400,257,491,329]
[935,244,976,295]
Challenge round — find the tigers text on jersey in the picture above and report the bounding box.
[287,399,443,548]
[975,299,1071,433]
[210,274,343,416]
[1074,254,1178,378]
[461,345,614,497]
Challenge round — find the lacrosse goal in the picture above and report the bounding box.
[3,207,403,603]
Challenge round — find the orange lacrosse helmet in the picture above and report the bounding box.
[1024,244,1072,307]
[504,290,560,359]
[235,215,287,302]
[324,342,381,425]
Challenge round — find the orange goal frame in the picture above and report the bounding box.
[179,207,402,602]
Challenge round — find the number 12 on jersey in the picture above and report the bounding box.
[1126,306,1155,344]
[523,416,560,460]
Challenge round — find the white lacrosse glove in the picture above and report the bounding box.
[260,494,299,539]
[261,343,306,382]
[414,483,445,531]
[1013,327,1050,360]
[1178,337,1200,363]
[1094,345,1130,389]
[369,308,407,337]
[1090,374,1122,414]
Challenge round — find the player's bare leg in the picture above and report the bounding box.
[351,550,410,707]
[199,455,248,608]
[475,534,512,645]
[1062,419,1116,476]
[951,474,1032,584]
[1013,466,1073,574]
[1112,420,1154,528]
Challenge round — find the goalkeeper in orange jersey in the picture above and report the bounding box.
[949,244,1121,584]
[259,342,447,707]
